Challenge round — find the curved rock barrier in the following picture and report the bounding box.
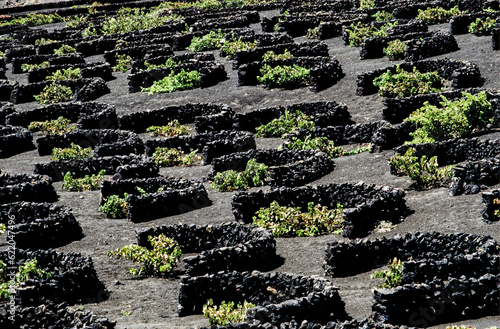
[0,201,83,249]
[232,182,409,238]
[357,58,481,96]
[324,232,499,326]
[35,128,144,156]
[0,125,35,158]
[0,102,14,125]
[449,157,500,195]
[6,101,118,130]
[137,222,277,276]
[178,271,349,326]
[34,154,153,181]
[101,176,211,222]
[11,53,85,74]
[145,130,256,165]
[211,149,335,188]
[27,62,113,83]
[481,189,499,222]
[0,172,57,203]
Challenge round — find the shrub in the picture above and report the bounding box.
[345,21,398,47]
[21,61,50,72]
[35,38,56,46]
[306,26,319,39]
[53,44,76,55]
[220,39,256,58]
[1,259,52,299]
[141,69,201,94]
[253,200,343,237]
[62,169,106,191]
[389,147,454,187]
[468,17,496,35]
[371,257,403,288]
[107,234,182,276]
[0,224,5,235]
[113,54,133,72]
[0,13,64,27]
[188,30,225,51]
[45,67,81,81]
[494,198,500,220]
[144,58,181,71]
[359,0,375,9]
[262,49,293,61]
[211,159,268,192]
[203,299,256,326]
[257,64,311,89]
[51,143,92,160]
[152,147,199,167]
[254,110,315,138]
[34,82,74,105]
[383,39,406,60]
[100,194,128,219]
[146,120,190,137]
[404,91,494,144]
[416,6,464,24]
[372,10,394,22]
[373,66,444,98]
[0,51,4,58]
[101,7,181,35]
[284,136,370,158]
[28,116,76,135]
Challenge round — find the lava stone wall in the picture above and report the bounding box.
[449,158,500,195]
[450,12,499,34]
[114,162,159,179]
[27,62,113,83]
[232,182,409,238]
[11,53,85,74]
[404,31,459,61]
[481,189,499,222]
[0,125,35,158]
[0,172,58,203]
[136,222,277,276]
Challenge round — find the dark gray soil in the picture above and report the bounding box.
[0,5,499,329]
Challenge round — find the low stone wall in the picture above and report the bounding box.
[130,53,216,73]
[356,58,481,96]
[232,182,409,238]
[0,125,35,158]
[450,12,498,34]
[0,201,83,249]
[34,154,153,181]
[211,149,335,188]
[449,158,500,195]
[481,189,499,222]
[27,62,113,83]
[0,172,57,203]
[0,102,14,125]
[0,80,18,102]
[11,53,85,74]
[118,103,231,133]
[136,222,277,276]
[114,162,159,179]
[104,43,174,66]
[404,30,459,61]
[324,232,499,326]
[35,128,144,156]
[145,130,256,165]
[178,271,348,325]
[6,101,118,129]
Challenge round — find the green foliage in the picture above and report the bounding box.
[82,22,98,37]
[468,17,496,35]
[284,136,370,158]
[494,199,500,219]
[255,110,315,138]
[1,259,51,299]
[21,61,50,72]
[373,66,444,98]
[0,224,5,235]
[262,49,293,61]
[53,44,76,55]
[152,147,199,167]
[220,39,256,58]
[0,13,64,27]
[306,26,319,39]
[359,0,375,9]
[34,82,74,105]
[416,6,464,24]
[253,200,343,237]
[45,67,81,81]
[211,159,268,192]
[146,120,190,137]
[0,51,4,58]
[100,194,128,219]
[35,38,56,46]
[188,30,225,51]
[389,147,454,186]
[371,257,403,288]
[257,64,311,89]
[345,21,398,47]
[405,92,494,144]
[144,58,181,71]
[28,116,75,135]
[107,234,182,275]
[383,39,406,60]
[101,7,182,35]
[113,54,133,72]
[51,143,92,161]
[141,69,201,94]
[372,10,394,21]
[62,170,106,192]
[203,299,256,326]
